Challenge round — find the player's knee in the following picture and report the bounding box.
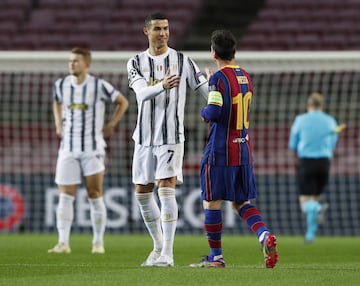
[232,201,249,211]
[87,189,102,199]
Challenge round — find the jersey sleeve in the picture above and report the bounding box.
[100,79,119,102]
[200,73,223,121]
[184,56,208,91]
[53,78,64,103]
[127,56,146,89]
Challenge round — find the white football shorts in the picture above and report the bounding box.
[132,143,184,185]
[55,149,105,185]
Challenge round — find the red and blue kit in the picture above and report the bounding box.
[200,65,256,202]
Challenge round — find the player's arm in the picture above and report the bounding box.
[103,93,129,139]
[196,67,212,100]
[200,90,223,122]
[131,69,180,101]
[288,117,300,153]
[53,101,63,138]
[186,58,209,101]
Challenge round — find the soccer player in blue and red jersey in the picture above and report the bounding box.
[190,30,278,268]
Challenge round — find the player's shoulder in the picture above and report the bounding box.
[168,47,183,56]
[127,50,148,67]
[292,112,308,125]
[296,112,308,120]
[54,75,71,86]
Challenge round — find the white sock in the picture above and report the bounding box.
[158,187,178,258]
[89,196,107,246]
[135,192,163,251]
[56,193,75,246]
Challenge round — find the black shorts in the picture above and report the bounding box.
[297,158,331,196]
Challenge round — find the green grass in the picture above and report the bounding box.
[0,234,359,286]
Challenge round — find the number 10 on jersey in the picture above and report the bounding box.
[232,91,252,130]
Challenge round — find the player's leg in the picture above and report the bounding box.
[48,186,77,253]
[152,144,183,267]
[85,171,106,254]
[133,144,163,266]
[48,151,80,254]
[236,201,278,268]
[82,150,107,253]
[233,165,278,268]
[151,177,177,267]
[135,183,163,266]
[298,159,322,243]
[190,165,225,268]
[315,158,331,225]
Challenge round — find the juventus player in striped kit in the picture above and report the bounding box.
[127,13,208,267]
[48,48,128,254]
[189,30,278,268]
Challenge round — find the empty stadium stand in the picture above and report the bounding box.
[239,0,360,50]
[0,0,203,50]
[0,0,360,50]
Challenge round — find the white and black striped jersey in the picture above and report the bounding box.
[127,48,208,146]
[53,74,119,152]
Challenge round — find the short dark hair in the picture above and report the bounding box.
[71,47,91,65]
[144,12,168,27]
[211,30,237,61]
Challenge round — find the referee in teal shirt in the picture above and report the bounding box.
[289,93,345,243]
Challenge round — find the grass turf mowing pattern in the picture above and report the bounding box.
[0,234,359,286]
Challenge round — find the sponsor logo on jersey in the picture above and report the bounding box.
[68,103,89,110]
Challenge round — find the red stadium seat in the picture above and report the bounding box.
[0,21,18,36]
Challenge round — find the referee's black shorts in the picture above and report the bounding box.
[296,158,331,196]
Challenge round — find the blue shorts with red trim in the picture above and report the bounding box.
[200,163,257,202]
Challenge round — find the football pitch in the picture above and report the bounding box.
[0,234,358,286]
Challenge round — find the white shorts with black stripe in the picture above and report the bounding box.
[132,143,184,185]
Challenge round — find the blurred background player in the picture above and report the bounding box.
[289,92,345,243]
[48,47,128,254]
[190,30,278,269]
[127,12,208,267]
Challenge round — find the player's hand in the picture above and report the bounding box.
[204,67,213,80]
[55,127,62,138]
[162,68,180,90]
[334,123,346,134]
[103,124,115,139]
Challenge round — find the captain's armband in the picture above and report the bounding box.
[208,91,223,106]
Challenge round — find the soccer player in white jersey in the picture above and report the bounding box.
[48,47,128,254]
[127,12,208,267]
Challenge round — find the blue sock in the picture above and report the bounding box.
[303,201,321,241]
